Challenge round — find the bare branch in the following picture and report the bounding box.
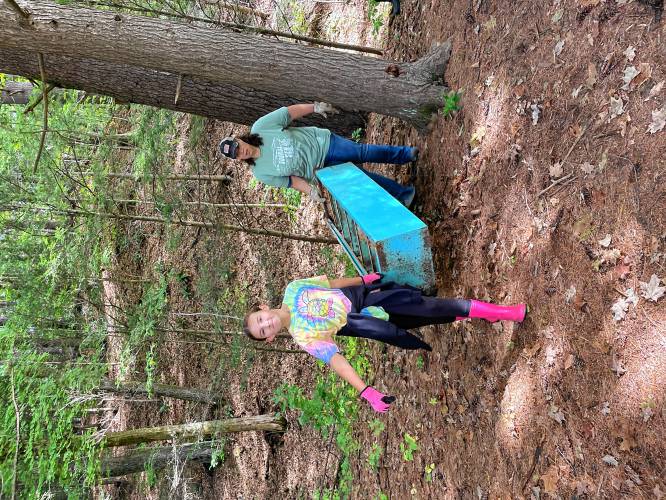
[10,369,20,500]
[33,53,49,173]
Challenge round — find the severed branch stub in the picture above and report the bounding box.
[5,0,30,19]
[174,74,183,105]
[33,53,49,173]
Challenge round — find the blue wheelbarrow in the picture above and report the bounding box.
[316,163,436,294]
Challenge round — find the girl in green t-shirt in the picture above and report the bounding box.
[219,103,418,207]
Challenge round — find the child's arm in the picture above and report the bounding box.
[328,273,384,289]
[328,353,366,391]
[329,353,394,413]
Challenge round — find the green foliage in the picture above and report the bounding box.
[351,128,364,143]
[118,269,168,383]
[424,463,435,482]
[367,418,385,437]
[0,80,117,497]
[274,337,371,497]
[129,106,177,176]
[367,443,382,470]
[415,355,424,370]
[187,115,207,149]
[439,90,462,119]
[367,0,385,37]
[400,433,419,461]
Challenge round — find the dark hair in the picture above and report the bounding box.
[237,133,264,166]
[243,305,264,341]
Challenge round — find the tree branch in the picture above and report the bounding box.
[33,53,49,173]
[23,83,55,114]
[10,369,20,500]
[5,0,30,19]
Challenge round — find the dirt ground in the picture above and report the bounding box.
[105,0,666,498]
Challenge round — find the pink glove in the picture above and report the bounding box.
[361,272,384,285]
[360,386,396,413]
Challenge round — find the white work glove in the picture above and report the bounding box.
[313,102,340,118]
[309,184,325,204]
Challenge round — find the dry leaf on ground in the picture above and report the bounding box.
[602,455,619,466]
[640,274,665,302]
[623,45,636,61]
[581,162,595,175]
[609,97,625,120]
[548,405,566,424]
[622,66,640,89]
[549,162,563,178]
[647,107,666,134]
[541,466,560,494]
[598,234,612,247]
[645,80,664,101]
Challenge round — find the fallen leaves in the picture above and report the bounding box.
[645,80,664,101]
[598,234,612,248]
[580,162,595,175]
[640,274,665,302]
[548,405,566,424]
[541,466,560,494]
[623,45,636,62]
[564,285,577,304]
[609,96,625,121]
[622,66,640,89]
[602,455,619,467]
[611,288,638,321]
[600,401,611,415]
[611,350,627,376]
[531,103,541,125]
[469,126,486,147]
[647,107,666,134]
[618,428,637,451]
[549,162,563,178]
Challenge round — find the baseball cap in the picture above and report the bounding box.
[219,137,239,159]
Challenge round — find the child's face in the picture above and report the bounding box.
[247,306,281,342]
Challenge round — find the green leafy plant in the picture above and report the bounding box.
[400,433,419,461]
[368,418,385,437]
[416,355,425,370]
[351,127,364,142]
[274,337,371,497]
[424,463,436,482]
[367,0,385,37]
[367,443,382,470]
[439,90,462,119]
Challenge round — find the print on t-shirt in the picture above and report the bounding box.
[271,137,295,174]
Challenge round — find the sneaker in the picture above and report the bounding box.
[400,186,416,208]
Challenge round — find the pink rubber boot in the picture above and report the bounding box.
[468,300,527,323]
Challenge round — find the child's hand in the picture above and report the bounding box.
[361,272,384,285]
[360,386,396,413]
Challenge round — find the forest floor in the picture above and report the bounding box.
[105,0,666,498]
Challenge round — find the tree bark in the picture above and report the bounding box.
[101,441,215,477]
[99,379,223,404]
[102,414,286,447]
[1,80,33,104]
[0,1,451,127]
[0,48,365,134]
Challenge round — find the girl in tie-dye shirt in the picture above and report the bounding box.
[243,273,527,414]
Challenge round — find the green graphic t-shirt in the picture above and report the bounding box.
[250,107,331,188]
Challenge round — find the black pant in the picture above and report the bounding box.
[382,297,471,329]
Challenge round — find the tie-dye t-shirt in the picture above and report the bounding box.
[282,276,351,364]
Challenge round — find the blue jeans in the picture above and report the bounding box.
[323,134,415,201]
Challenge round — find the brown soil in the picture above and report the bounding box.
[105,0,666,498]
